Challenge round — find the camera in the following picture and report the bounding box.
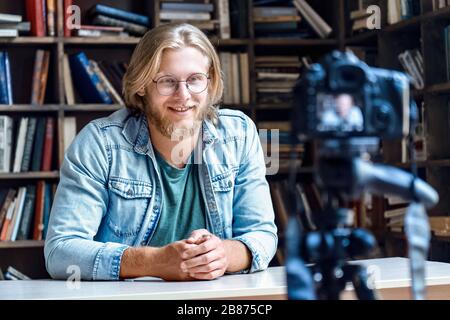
[292,50,412,141]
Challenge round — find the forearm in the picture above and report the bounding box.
[223,240,252,273]
[119,246,162,279]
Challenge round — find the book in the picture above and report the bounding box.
[30,117,46,172]
[42,182,52,239]
[63,117,76,152]
[33,180,45,240]
[0,52,13,105]
[0,116,13,172]
[12,118,29,173]
[90,60,124,105]
[0,22,31,33]
[63,54,75,105]
[10,187,27,241]
[16,185,36,240]
[30,50,50,105]
[46,0,56,36]
[91,14,148,36]
[0,198,16,240]
[217,0,231,39]
[26,0,46,37]
[160,11,211,21]
[41,117,54,171]
[0,13,22,23]
[161,2,214,12]
[0,29,18,37]
[89,4,150,27]
[20,117,37,172]
[6,266,31,280]
[0,189,16,232]
[63,0,73,37]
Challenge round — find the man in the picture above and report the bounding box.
[44,23,278,281]
[320,93,363,132]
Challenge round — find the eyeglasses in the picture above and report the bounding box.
[152,73,210,96]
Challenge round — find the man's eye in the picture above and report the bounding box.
[160,78,176,85]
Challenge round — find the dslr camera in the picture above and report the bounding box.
[292,50,413,142]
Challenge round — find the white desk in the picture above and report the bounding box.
[0,258,449,300]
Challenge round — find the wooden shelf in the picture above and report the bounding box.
[0,37,57,45]
[0,171,59,180]
[383,15,422,32]
[426,82,450,94]
[63,104,124,112]
[345,30,379,45]
[256,103,292,110]
[0,104,61,112]
[253,38,338,46]
[0,240,45,249]
[63,36,141,45]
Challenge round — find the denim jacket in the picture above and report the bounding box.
[44,108,278,280]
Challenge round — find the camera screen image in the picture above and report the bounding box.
[316,93,364,133]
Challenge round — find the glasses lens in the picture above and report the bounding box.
[157,76,177,95]
[186,74,208,93]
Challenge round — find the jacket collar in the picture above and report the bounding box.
[122,112,220,155]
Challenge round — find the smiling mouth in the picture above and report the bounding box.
[169,106,195,112]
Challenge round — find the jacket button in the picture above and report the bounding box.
[228,181,232,188]
[127,189,134,196]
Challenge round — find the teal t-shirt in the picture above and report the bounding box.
[148,150,206,247]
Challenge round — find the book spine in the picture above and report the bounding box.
[13,118,29,173]
[26,0,46,37]
[31,50,44,105]
[31,117,46,171]
[63,0,73,37]
[46,0,56,36]
[0,198,16,241]
[10,187,28,241]
[161,3,214,12]
[4,52,12,105]
[159,11,211,21]
[0,189,16,232]
[20,117,38,172]
[41,117,54,171]
[0,52,8,104]
[42,182,52,240]
[0,116,13,172]
[92,4,150,27]
[217,0,230,39]
[16,185,37,240]
[38,51,50,105]
[33,180,45,240]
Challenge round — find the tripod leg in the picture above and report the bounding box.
[345,265,378,300]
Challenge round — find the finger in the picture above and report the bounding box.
[185,258,226,274]
[189,268,225,281]
[181,250,218,269]
[186,229,211,243]
[183,238,218,259]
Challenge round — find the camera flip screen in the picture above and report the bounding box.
[316,93,364,133]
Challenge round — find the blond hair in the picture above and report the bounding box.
[123,23,223,123]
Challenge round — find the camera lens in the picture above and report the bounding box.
[372,104,393,130]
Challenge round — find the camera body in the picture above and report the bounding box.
[292,50,412,141]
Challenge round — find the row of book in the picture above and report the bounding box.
[158,0,229,39]
[0,181,55,242]
[0,49,50,105]
[432,0,450,11]
[397,49,424,90]
[219,52,250,105]
[387,0,421,25]
[0,116,55,173]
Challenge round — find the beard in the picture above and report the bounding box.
[146,101,208,140]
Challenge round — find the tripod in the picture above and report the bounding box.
[286,190,377,300]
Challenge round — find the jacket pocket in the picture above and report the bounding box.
[106,177,152,238]
[211,170,235,192]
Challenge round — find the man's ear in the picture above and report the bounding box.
[137,88,145,96]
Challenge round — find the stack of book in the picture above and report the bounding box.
[78,4,150,37]
[0,13,30,37]
[218,51,249,105]
[255,55,304,105]
[387,0,421,25]
[159,1,223,37]
[0,52,13,105]
[2,266,31,280]
[384,195,409,232]
[292,0,332,39]
[26,0,57,36]
[67,51,127,105]
[398,48,424,90]
[0,116,55,174]
[0,181,55,242]
[253,5,302,38]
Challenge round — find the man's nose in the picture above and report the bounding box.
[174,82,191,99]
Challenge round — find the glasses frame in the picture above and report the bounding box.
[152,73,210,96]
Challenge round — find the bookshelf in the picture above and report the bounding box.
[1,0,449,279]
